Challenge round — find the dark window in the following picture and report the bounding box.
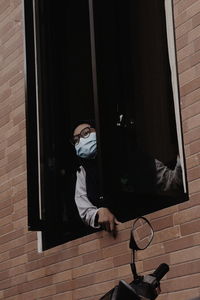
[24,0,188,250]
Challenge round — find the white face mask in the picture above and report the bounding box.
[75,132,97,159]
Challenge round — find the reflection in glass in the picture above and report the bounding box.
[132,218,154,250]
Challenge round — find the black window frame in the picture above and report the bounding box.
[23,0,188,250]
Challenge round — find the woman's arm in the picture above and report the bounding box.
[75,166,100,228]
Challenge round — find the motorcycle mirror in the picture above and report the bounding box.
[130,217,154,250]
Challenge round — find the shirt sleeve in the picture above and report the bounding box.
[75,166,100,229]
[155,156,183,193]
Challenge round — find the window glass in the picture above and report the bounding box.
[92,0,188,221]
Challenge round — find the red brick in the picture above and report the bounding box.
[12,188,26,203]
[187,0,200,18]
[78,239,100,255]
[100,228,130,248]
[185,113,200,131]
[53,270,72,284]
[180,76,200,97]
[117,264,133,278]
[179,192,200,209]
[177,43,194,62]
[175,0,197,15]
[153,226,180,244]
[161,289,199,300]
[170,245,200,264]
[2,34,23,61]
[9,264,26,276]
[7,131,22,147]
[13,216,27,230]
[0,0,10,14]
[0,193,12,208]
[176,34,188,51]
[194,35,200,51]
[0,223,13,236]
[17,290,38,300]
[175,10,188,28]
[162,273,200,292]
[164,235,195,253]
[0,228,24,245]
[72,258,114,278]
[143,254,170,273]
[187,165,200,180]
[113,253,131,267]
[95,268,120,285]
[102,241,129,259]
[6,154,25,172]
[181,87,200,109]
[189,138,200,155]
[83,296,103,300]
[55,280,73,294]
[168,260,200,279]
[72,274,95,290]
[0,63,22,87]
[0,103,11,118]
[51,292,73,300]
[82,249,102,265]
[186,154,199,168]
[13,198,26,211]
[188,178,200,193]
[7,148,22,162]
[179,50,200,74]
[188,24,200,43]
[176,19,193,39]
[0,278,11,290]
[44,256,83,275]
[9,245,25,258]
[60,246,79,261]
[181,218,200,235]
[24,240,37,253]
[151,215,174,232]
[10,70,24,87]
[3,286,20,299]
[0,114,9,127]
[0,270,9,281]
[37,285,56,298]
[137,243,165,261]
[19,276,53,293]
[73,281,115,299]
[184,123,200,144]
[192,11,200,28]
[11,273,27,286]
[0,20,13,37]
[174,205,200,224]
[11,88,25,109]
[11,254,27,268]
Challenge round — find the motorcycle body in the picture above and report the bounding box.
[100,217,169,300]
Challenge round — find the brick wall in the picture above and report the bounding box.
[0,0,200,299]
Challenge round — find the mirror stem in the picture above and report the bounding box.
[130,262,138,280]
[131,250,138,280]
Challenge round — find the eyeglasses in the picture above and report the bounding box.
[71,126,93,146]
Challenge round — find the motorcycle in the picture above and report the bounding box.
[100,217,169,300]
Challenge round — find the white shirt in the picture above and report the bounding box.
[75,166,100,228]
[75,158,182,228]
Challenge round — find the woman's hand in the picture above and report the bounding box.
[97,207,121,233]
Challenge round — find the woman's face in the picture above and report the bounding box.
[73,124,97,159]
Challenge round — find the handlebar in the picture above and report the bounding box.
[99,263,169,300]
[152,263,169,282]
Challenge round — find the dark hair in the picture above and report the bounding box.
[71,119,95,134]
